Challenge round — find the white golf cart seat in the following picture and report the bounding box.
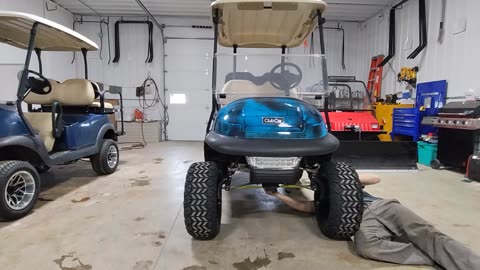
[25,79,95,105]
[24,78,111,151]
[91,101,114,109]
[219,80,299,105]
[25,79,113,109]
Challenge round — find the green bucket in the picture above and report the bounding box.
[417,141,438,166]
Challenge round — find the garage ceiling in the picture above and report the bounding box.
[52,0,399,21]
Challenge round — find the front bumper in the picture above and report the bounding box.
[205,131,339,157]
[250,168,303,185]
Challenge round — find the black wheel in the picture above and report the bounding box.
[90,139,119,175]
[430,159,441,170]
[314,162,363,240]
[0,161,40,221]
[184,161,223,240]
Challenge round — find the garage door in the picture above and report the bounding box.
[165,39,213,141]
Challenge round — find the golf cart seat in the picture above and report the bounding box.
[219,73,299,105]
[25,79,95,105]
[219,80,289,105]
[90,101,114,109]
[25,79,114,112]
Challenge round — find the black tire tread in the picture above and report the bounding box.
[184,161,222,240]
[91,139,119,175]
[315,162,363,240]
[91,156,104,175]
[0,160,40,221]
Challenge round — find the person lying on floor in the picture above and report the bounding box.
[265,174,480,270]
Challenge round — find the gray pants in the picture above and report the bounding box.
[354,199,480,270]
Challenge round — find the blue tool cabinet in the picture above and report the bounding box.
[391,80,447,142]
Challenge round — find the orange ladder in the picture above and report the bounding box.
[367,55,384,100]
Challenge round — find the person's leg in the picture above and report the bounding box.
[355,206,434,265]
[371,199,480,270]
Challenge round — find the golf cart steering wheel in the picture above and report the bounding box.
[25,69,52,95]
[269,62,303,91]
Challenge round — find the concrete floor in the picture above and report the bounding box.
[1,142,479,270]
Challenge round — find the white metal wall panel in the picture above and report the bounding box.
[73,16,165,123]
[352,0,480,98]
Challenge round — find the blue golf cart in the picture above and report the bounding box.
[184,0,363,241]
[0,12,124,220]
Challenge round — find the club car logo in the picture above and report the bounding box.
[262,117,284,125]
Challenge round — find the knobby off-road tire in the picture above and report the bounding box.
[314,162,363,240]
[184,162,222,240]
[0,161,40,221]
[91,139,119,175]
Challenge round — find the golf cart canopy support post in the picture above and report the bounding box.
[35,48,42,75]
[233,45,238,73]
[281,45,288,96]
[206,9,220,134]
[317,9,331,132]
[81,48,88,79]
[17,22,39,137]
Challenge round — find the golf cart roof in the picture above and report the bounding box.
[211,0,327,48]
[0,11,98,51]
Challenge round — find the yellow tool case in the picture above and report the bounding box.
[373,104,414,141]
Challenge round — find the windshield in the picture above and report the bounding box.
[324,81,372,110]
[215,53,328,106]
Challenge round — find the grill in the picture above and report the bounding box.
[422,101,480,130]
[422,101,480,168]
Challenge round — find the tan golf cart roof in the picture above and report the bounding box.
[0,11,98,51]
[211,0,327,48]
